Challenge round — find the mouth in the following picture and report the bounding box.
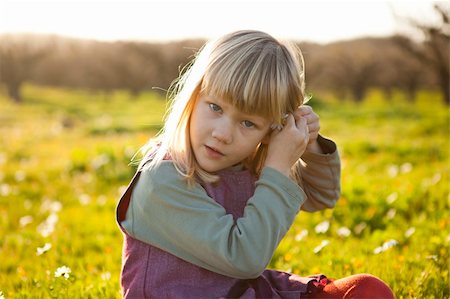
[204,145,225,157]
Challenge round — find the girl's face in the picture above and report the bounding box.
[190,94,271,173]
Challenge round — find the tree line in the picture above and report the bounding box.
[1,4,448,104]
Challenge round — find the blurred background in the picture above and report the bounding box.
[0,0,448,104]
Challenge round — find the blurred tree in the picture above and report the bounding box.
[320,39,381,101]
[117,42,164,98]
[394,3,450,104]
[376,37,432,101]
[1,33,441,104]
[0,35,48,103]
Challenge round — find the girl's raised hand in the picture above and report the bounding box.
[264,114,309,177]
[294,105,322,154]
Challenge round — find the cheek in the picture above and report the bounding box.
[240,131,266,149]
[188,114,199,143]
[190,107,209,142]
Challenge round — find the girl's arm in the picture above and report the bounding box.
[121,161,305,279]
[289,106,341,211]
[294,135,341,212]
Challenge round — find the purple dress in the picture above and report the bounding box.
[117,166,328,298]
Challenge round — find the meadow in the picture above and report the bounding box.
[0,85,448,298]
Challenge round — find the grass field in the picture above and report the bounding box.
[0,85,448,298]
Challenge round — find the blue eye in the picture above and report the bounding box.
[242,120,255,128]
[209,103,222,112]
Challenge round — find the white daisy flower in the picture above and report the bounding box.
[19,215,33,227]
[313,240,330,254]
[386,192,398,204]
[55,266,71,280]
[15,170,26,182]
[295,229,308,241]
[386,208,396,219]
[374,239,398,254]
[36,243,52,255]
[404,227,415,238]
[78,194,91,205]
[101,272,111,281]
[315,220,330,234]
[354,222,367,235]
[336,227,351,237]
[400,162,412,174]
[387,165,398,177]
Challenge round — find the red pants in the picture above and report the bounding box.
[304,274,395,299]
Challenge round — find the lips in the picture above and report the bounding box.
[204,145,224,158]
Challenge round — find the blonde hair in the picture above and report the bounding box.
[138,30,308,184]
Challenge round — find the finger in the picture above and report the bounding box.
[285,113,295,127]
[297,105,312,116]
[295,116,308,130]
[292,111,302,121]
[307,122,320,132]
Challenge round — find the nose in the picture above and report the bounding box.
[212,121,233,144]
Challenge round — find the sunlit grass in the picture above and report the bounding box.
[0,84,448,298]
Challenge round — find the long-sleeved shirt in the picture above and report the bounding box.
[117,135,340,298]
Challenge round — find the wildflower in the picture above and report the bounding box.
[37,213,59,237]
[313,240,330,254]
[404,227,415,238]
[36,243,52,255]
[400,162,412,174]
[386,192,398,204]
[0,290,4,299]
[101,271,111,281]
[315,220,330,234]
[24,200,32,210]
[97,195,107,206]
[0,184,11,196]
[78,194,91,205]
[40,198,62,213]
[91,154,110,170]
[426,255,438,261]
[422,173,442,188]
[354,222,367,235]
[430,173,441,185]
[19,215,33,227]
[15,170,26,182]
[336,227,351,238]
[386,208,396,219]
[55,266,71,280]
[295,229,308,241]
[374,239,398,254]
[387,165,398,177]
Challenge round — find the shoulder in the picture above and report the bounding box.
[138,161,184,191]
[141,160,179,179]
[135,161,206,199]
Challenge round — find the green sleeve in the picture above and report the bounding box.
[297,135,341,212]
[121,161,306,279]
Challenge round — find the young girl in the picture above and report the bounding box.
[116,30,394,298]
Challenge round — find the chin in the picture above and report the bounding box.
[200,165,221,173]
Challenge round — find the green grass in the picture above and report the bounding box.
[0,85,448,298]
